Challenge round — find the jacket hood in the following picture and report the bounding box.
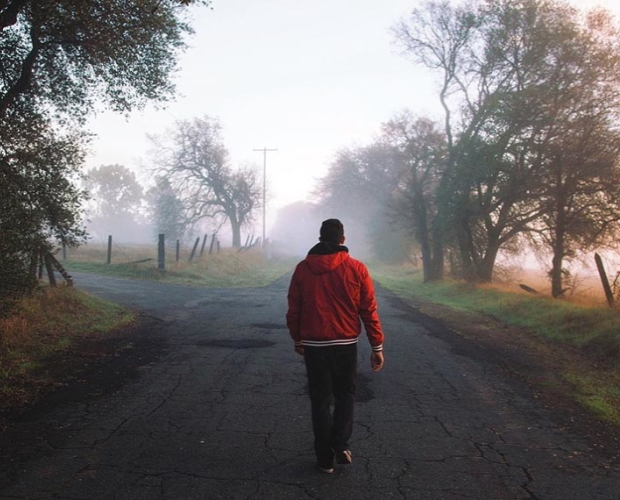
[304,242,349,275]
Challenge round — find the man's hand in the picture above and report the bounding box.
[294,345,305,356]
[370,351,384,372]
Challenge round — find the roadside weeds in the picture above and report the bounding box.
[0,287,135,427]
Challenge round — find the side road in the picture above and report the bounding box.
[0,272,619,499]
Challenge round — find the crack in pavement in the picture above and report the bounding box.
[2,273,620,499]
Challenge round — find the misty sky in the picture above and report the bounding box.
[86,0,617,233]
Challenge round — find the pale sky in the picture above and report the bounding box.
[86,0,618,232]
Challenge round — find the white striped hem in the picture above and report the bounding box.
[300,338,359,347]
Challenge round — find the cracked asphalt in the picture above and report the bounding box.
[1,271,620,499]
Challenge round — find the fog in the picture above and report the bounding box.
[269,200,383,260]
[87,0,616,218]
[78,0,620,299]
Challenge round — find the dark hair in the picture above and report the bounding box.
[319,218,344,245]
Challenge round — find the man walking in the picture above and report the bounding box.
[287,218,385,473]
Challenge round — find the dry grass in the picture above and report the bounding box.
[489,266,613,307]
[0,286,134,413]
[63,243,296,287]
[1,245,295,420]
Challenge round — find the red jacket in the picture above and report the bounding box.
[286,243,384,351]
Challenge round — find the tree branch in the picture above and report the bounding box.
[0,23,40,117]
[0,0,27,31]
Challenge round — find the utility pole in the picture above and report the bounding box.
[253,147,278,246]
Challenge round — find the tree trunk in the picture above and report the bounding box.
[455,217,477,281]
[427,223,444,281]
[429,241,444,281]
[550,252,564,298]
[230,219,241,248]
[550,229,566,298]
[419,237,433,282]
[477,241,500,283]
[551,203,567,298]
[413,193,433,282]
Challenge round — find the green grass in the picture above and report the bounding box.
[568,373,620,423]
[371,264,620,424]
[372,266,620,351]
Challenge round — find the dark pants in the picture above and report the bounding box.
[304,344,357,465]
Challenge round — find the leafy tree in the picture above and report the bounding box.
[150,116,261,248]
[541,139,620,298]
[511,7,620,297]
[0,112,87,313]
[0,0,208,120]
[535,111,620,297]
[84,164,144,241]
[383,112,448,280]
[316,142,408,261]
[394,0,620,284]
[147,175,187,243]
[0,0,208,311]
[393,0,481,278]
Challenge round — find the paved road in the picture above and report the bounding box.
[1,272,620,499]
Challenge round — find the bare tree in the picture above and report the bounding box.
[150,116,261,248]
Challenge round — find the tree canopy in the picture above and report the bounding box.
[148,175,187,244]
[0,0,208,312]
[84,164,146,242]
[0,0,207,119]
[149,116,262,248]
[393,0,620,288]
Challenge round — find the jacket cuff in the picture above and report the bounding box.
[371,344,383,352]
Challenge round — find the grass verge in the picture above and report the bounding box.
[2,248,295,424]
[0,286,135,418]
[371,264,620,425]
[65,248,295,287]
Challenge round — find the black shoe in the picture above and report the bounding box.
[316,462,335,474]
[335,449,352,465]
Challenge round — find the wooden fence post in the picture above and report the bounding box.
[48,253,73,286]
[189,237,200,262]
[158,234,165,270]
[595,253,615,308]
[107,235,112,264]
[176,239,180,263]
[216,240,220,253]
[43,251,57,288]
[209,234,216,255]
[62,242,67,261]
[200,234,208,257]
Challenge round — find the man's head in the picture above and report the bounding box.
[319,218,345,245]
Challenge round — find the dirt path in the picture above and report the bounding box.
[1,272,619,499]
